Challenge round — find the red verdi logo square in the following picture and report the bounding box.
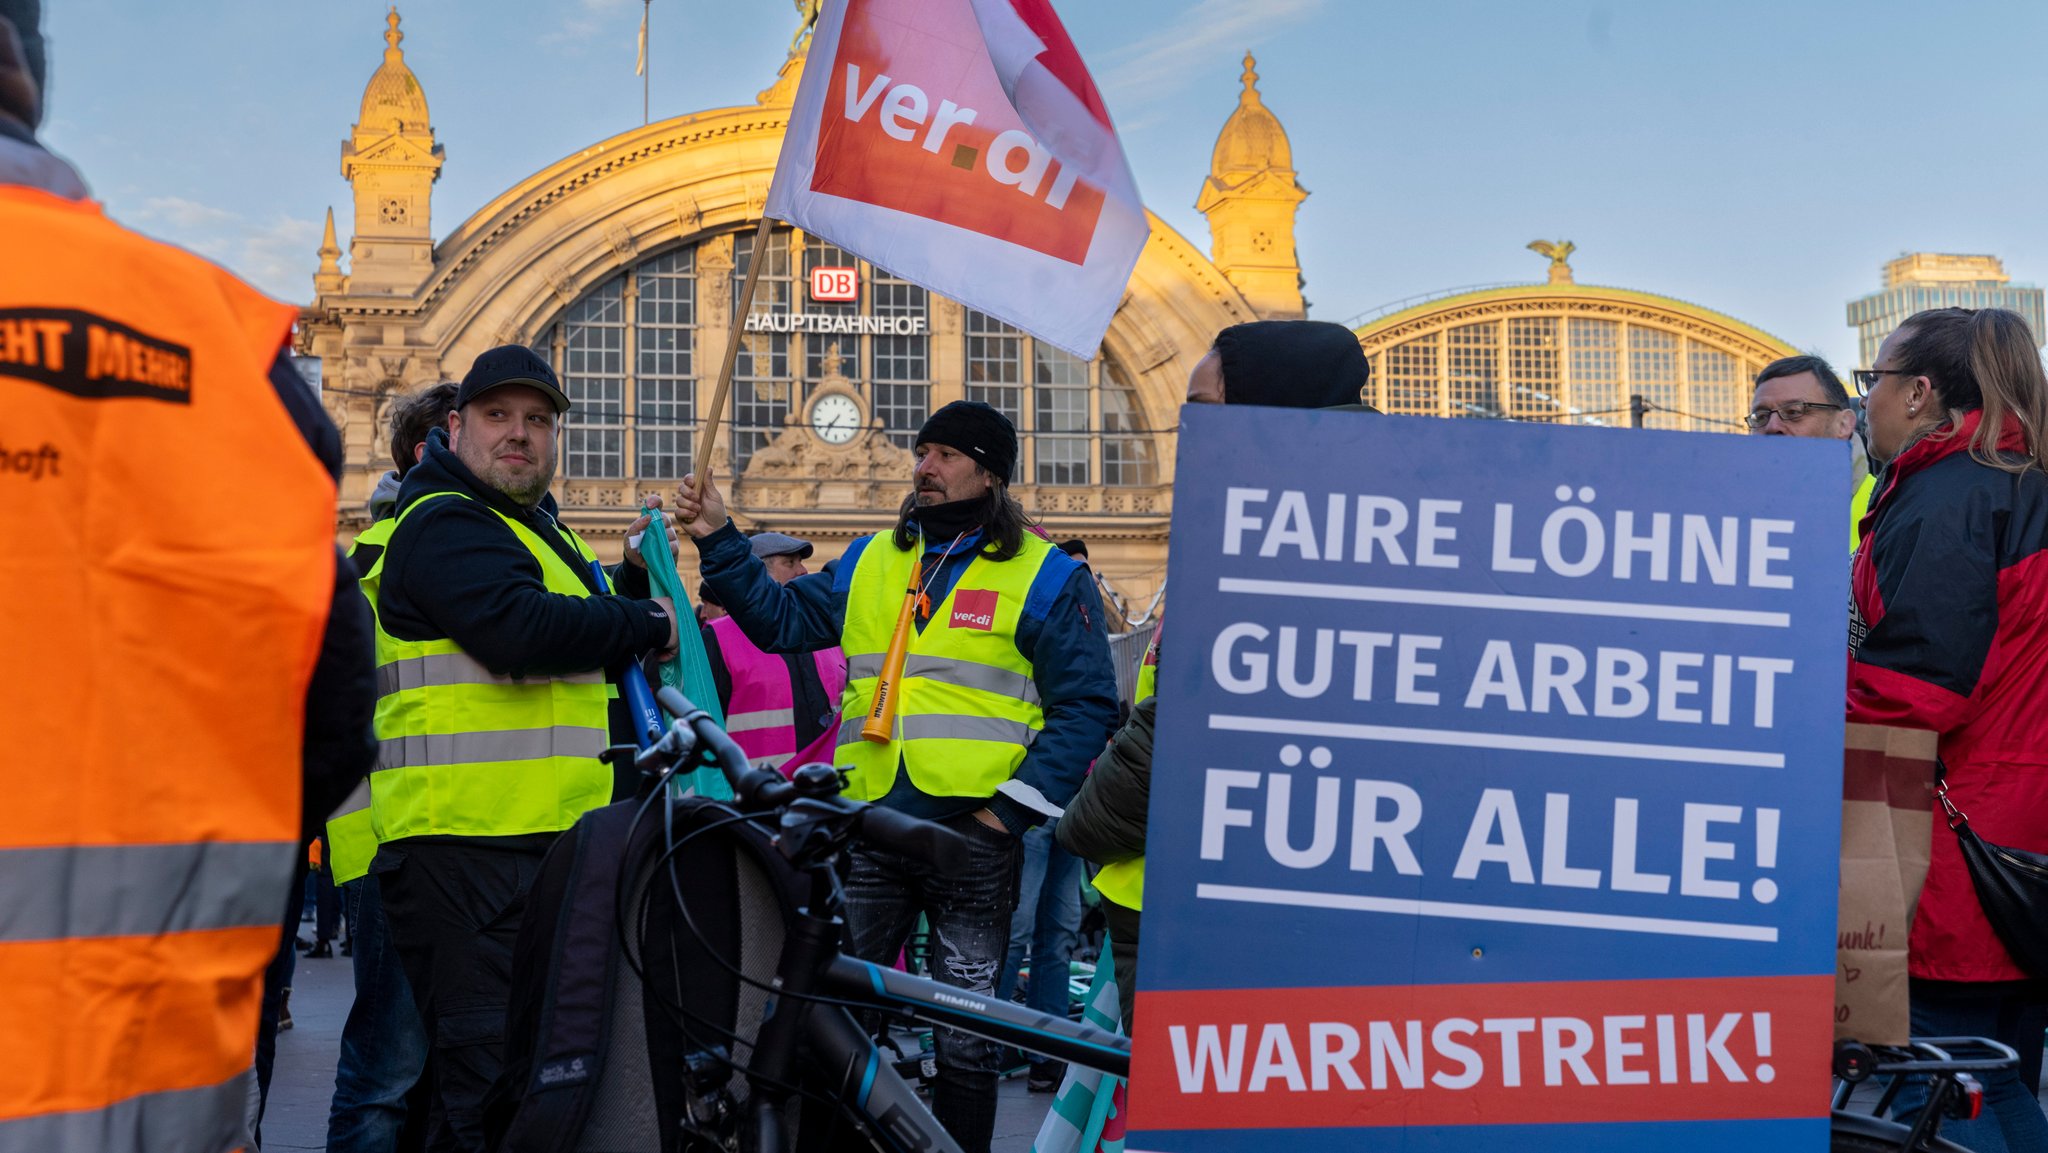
[950,588,998,631]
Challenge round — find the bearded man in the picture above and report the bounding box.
[368,345,680,1152]
[676,400,1118,1153]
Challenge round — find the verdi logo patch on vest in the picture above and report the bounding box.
[0,306,194,404]
[950,588,999,631]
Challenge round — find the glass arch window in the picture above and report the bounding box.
[729,227,934,471]
[532,226,1165,485]
[533,243,698,481]
[1363,308,1770,432]
[962,311,1157,487]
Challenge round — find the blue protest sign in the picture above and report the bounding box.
[1127,407,1848,1153]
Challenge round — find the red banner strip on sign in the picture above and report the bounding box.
[1129,973,1832,1131]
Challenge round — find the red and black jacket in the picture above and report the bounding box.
[1849,409,2048,980]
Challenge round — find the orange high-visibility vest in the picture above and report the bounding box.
[0,185,337,1153]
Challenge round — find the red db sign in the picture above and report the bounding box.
[809,266,858,302]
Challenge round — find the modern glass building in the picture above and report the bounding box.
[1846,254,2045,367]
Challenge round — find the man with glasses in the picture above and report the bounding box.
[1747,355,1874,550]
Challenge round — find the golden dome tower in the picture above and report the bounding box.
[1196,53,1308,320]
[340,8,444,295]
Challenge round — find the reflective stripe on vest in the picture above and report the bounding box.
[366,491,616,841]
[710,615,848,772]
[0,1070,255,1153]
[835,534,1058,801]
[1850,471,1877,554]
[0,186,332,1148]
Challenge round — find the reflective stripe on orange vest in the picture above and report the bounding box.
[0,185,334,1149]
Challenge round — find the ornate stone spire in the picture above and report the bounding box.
[314,207,345,296]
[1197,51,1308,319]
[342,6,444,296]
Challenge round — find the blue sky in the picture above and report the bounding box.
[36,0,2048,369]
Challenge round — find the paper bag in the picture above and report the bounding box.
[1836,723,1938,1045]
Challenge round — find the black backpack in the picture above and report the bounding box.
[487,795,815,1152]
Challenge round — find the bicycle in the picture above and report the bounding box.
[1830,1036,2017,1152]
[621,686,1129,1153]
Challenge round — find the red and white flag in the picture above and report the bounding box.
[767,0,1147,358]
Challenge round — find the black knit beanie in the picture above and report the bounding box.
[916,400,1017,483]
[1215,320,1372,410]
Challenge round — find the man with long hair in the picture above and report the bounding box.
[676,401,1119,1153]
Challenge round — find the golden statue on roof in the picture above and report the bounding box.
[789,0,822,59]
[1527,239,1576,285]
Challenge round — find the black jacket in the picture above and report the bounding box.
[1057,695,1154,872]
[263,352,377,842]
[378,429,671,748]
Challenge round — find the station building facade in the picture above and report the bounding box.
[303,11,1806,612]
[303,15,1315,617]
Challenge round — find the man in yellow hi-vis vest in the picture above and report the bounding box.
[1746,355,1874,551]
[676,401,1119,1153]
[370,347,680,1151]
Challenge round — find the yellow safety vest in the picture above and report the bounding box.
[834,533,1060,801]
[1850,472,1877,554]
[1092,622,1161,912]
[324,516,397,884]
[367,492,616,842]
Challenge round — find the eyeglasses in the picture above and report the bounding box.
[1851,367,1914,397]
[1745,400,1844,429]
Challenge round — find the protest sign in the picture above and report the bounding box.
[766,0,1147,358]
[1128,408,1849,1153]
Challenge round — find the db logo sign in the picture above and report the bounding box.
[809,266,858,303]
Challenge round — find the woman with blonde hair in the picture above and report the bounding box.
[1851,306,2048,1152]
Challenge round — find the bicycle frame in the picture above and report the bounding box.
[732,871,1129,1153]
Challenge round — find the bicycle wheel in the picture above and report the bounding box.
[1830,1109,1974,1153]
[623,798,813,1138]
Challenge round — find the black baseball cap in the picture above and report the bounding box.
[455,345,571,414]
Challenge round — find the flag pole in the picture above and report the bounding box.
[690,212,775,507]
[641,0,651,125]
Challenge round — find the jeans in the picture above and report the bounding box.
[843,811,1022,1153]
[252,865,305,1144]
[327,875,431,1153]
[310,865,342,946]
[1893,977,2048,1153]
[996,821,1084,1024]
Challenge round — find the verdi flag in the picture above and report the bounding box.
[766,0,1147,358]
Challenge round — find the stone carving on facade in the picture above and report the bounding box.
[671,194,702,232]
[493,322,524,349]
[542,262,575,304]
[606,222,638,262]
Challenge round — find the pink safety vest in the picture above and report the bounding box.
[710,615,848,774]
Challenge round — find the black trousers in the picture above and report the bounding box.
[376,840,546,1153]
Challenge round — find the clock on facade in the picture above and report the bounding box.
[809,393,861,445]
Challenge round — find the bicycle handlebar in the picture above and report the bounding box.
[651,686,971,874]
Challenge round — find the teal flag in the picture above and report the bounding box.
[1030,943,1126,1153]
[640,505,732,800]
